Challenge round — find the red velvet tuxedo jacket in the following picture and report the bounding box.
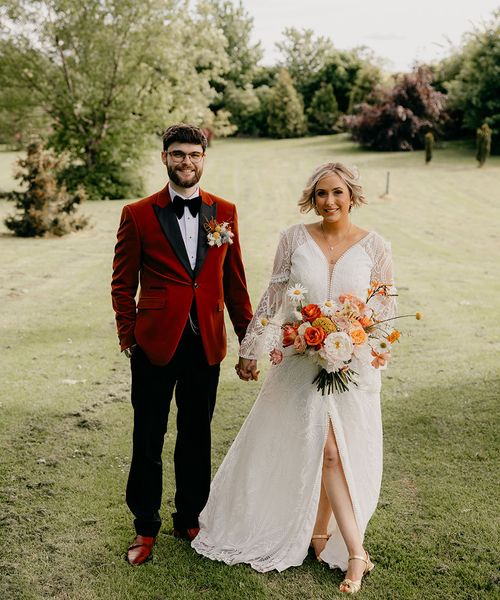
[111,185,253,366]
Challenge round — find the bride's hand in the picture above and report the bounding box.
[235,358,259,381]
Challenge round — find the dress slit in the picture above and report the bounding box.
[322,412,364,547]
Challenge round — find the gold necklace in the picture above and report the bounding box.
[320,221,352,252]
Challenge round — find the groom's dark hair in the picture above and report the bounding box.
[162,123,208,152]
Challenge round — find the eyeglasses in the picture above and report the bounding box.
[166,150,205,164]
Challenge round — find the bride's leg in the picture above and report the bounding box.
[311,479,332,556]
[322,421,366,584]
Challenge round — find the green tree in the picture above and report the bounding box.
[276,28,335,96]
[203,0,262,89]
[202,0,263,134]
[444,10,499,152]
[223,83,262,136]
[0,0,228,198]
[306,83,339,134]
[266,69,306,139]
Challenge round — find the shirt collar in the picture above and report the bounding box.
[168,184,200,202]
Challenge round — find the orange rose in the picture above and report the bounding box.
[282,324,298,347]
[350,328,367,345]
[304,326,326,347]
[301,303,322,322]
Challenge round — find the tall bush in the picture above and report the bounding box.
[307,84,339,134]
[476,123,492,167]
[425,132,435,163]
[266,70,306,139]
[4,141,88,237]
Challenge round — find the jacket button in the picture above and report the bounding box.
[193,283,199,288]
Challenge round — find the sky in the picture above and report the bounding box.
[243,0,499,72]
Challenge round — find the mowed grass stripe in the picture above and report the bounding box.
[0,135,499,599]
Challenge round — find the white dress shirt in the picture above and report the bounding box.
[169,186,200,270]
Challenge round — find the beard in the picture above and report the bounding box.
[167,162,202,189]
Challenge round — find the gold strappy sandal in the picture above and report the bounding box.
[310,533,331,563]
[339,551,374,594]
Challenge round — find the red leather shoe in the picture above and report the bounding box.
[173,527,200,541]
[126,535,156,565]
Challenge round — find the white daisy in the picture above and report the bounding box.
[286,283,308,304]
[370,337,391,354]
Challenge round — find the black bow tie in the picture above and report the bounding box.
[172,195,202,219]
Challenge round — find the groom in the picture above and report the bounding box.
[111,123,256,565]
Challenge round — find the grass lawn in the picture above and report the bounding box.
[0,135,499,600]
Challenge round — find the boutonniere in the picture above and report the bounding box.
[204,217,234,247]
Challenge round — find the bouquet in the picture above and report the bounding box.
[269,282,420,395]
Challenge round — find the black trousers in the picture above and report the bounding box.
[126,325,220,537]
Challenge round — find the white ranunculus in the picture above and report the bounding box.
[319,332,353,372]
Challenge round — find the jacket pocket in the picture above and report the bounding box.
[137,297,165,309]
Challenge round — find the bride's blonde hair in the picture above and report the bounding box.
[298,162,366,213]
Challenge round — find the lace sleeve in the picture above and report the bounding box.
[365,233,397,322]
[239,230,293,360]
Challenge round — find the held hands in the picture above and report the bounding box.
[235,357,259,382]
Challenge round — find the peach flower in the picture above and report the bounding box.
[293,335,307,353]
[269,348,283,365]
[350,327,367,345]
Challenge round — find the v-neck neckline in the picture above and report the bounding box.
[302,224,373,270]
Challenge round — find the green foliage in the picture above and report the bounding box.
[202,0,262,89]
[276,30,384,119]
[425,132,434,163]
[311,48,385,114]
[0,0,228,198]
[202,0,263,136]
[276,27,335,96]
[266,70,306,139]
[4,140,88,236]
[223,83,263,136]
[306,83,339,134]
[442,10,500,153]
[476,123,492,167]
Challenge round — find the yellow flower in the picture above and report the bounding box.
[215,225,222,233]
[213,231,221,239]
[312,317,337,334]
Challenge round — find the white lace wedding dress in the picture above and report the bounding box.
[192,224,396,573]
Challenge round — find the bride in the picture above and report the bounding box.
[192,162,396,594]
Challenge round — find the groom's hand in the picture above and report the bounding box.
[235,358,259,381]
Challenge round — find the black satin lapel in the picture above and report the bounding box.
[194,202,217,277]
[153,204,194,278]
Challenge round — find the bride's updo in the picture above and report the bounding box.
[298,162,367,213]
